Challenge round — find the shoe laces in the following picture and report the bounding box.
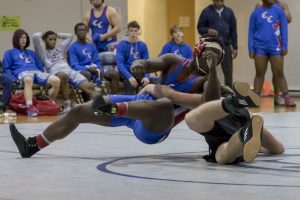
[231,95,249,107]
[95,103,117,116]
[237,99,249,107]
[27,137,38,148]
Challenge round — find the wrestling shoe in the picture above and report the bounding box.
[241,115,263,163]
[10,123,39,158]
[220,85,235,98]
[232,82,260,107]
[222,94,252,114]
[92,94,117,116]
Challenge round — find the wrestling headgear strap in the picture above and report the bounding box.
[193,35,225,74]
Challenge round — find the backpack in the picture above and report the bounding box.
[9,93,61,116]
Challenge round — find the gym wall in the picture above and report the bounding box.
[0,0,127,58]
[196,0,300,89]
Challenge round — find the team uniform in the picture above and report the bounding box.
[248,4,288,57]
[2,48,50,85]
[67,41,102,83]
[32,33,87,88]
[159,40,193,59]
[116,40,150,80]
[107,59,205,144]
[89,5,117,52]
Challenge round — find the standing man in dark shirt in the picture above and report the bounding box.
[197,0,237,88]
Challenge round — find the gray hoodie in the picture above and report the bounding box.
[32,32,73,75]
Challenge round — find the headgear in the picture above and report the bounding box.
[193,34,225,74]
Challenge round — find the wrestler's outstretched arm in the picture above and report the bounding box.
[139,84,203,110]
[130,53,182,80]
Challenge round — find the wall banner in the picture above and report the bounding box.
[0,16,21,31]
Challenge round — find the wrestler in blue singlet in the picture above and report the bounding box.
[89,5,117,52]
[107,59,204,145]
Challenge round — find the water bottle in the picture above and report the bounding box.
[3,112,17,123]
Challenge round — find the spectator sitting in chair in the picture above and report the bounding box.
[67,23,104,101]
[116,21,150,94]
[32,31,96,114]
[69,23,120,95]
[2,29,60,117]
[159,25,192,59]
[0,60,13,113]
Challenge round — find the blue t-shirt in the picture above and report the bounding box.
[248,4,288,52]
[116,40,149,79]
[2,48,44,81]
[159,40,192,59]
[67,41,101,71]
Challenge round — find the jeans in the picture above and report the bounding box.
[0,74,13,105]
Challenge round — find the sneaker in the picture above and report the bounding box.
[274,95,285,106]
[232,82,260,107]
[27,105,38,117]
[62,104,71,114]
[241,115,264,163]
[91,94,117,116]
[9,123,40,158]
[284,97,296,107]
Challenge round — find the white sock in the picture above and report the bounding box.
[26,100,33,106]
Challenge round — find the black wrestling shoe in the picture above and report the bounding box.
[220,85,235,98]
[232,82,260,107]
[10,123,39,158]
[222,95,251,114]
[241,115,263,163]
[91,94,118,116]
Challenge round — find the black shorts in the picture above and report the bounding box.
[199,108,250,163]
